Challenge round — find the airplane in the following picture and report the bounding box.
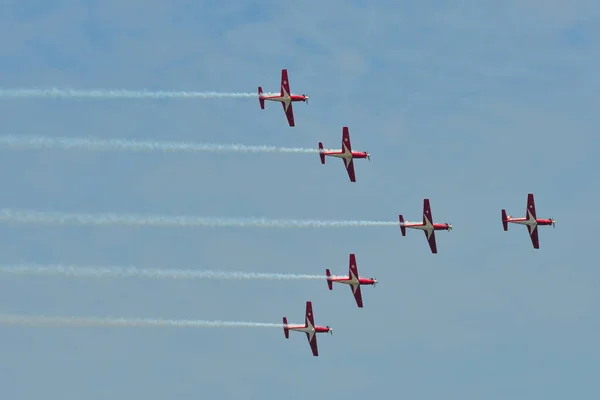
[325,253,377,308]
[283,301,332,357]
[399,198,452,254]
[318,126,370,182]
[502,193,555,249]
[258,69,308,127]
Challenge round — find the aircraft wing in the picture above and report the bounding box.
[422,199,438,253]
[282,101,295,127]
[304,301,318,356]
[281,69,291,96]
[527,193,537,219]
[344,158,356,182]
[349,254,359,277]
[424,230,438,254]
[351,284,364,308]
[348,254,363,307]
[306,332,319,356]
[305,301,315,327]
[342,126,352,151]
[423,199,433,225]
[528,225,540,249]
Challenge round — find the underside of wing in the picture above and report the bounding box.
[425,230,438,253]
[344,158,356,182]
[342,126,352,151]
[281,69,291,96]
[349,254,358,277]
[527,193,537,219]
[305,301,315,327]
[282,101,295,127]
[529,225,540,249]
[306,332,319,356]
[423,199,433,225]
[352,284,364,308]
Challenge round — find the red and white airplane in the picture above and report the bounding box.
[258,69,308,127]
[326,253,376,308]
[318,126,370,182]
[399,199,452,254]
[283,301,332,357]
[502,193,555,249]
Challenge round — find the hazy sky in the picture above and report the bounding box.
[0,1,599,399]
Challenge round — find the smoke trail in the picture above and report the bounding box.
[0,209,399,229]
[0,263,324,281]
[0,88,258,99]
[0,135,319,154]
[0,314,282,329]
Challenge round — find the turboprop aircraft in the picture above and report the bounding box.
[318,126,370,182]
[258,69,308,127]
[399,198,452,254]
[283,301,332,356]
[326,253,376,308]
[502,193,555,249]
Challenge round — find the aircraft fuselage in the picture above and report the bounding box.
[329,275,376,286]
[402,221,452,231]
[287,324,331,334]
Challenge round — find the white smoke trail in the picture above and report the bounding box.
[0,314,282,329]
[0,135,319,154]
[0,263,324,281]
[0,209,399,229]
[0,88,257,99]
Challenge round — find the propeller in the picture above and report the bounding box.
[551,218,556,227]
[303,94,309,104]
[327,326,333,335]
[366,152,370,161]
[372,278,377,287]
[447,223,453,231]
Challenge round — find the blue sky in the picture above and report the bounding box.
[0,1,599,398]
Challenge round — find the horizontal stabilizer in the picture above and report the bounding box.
[399,215,406,236]
[258,87,265,109]
[326,269,332,290]
[282,317,289,338]
[318,142,325,164]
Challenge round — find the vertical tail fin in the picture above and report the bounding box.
[318,142,325,164]
[258,87,265,109]
[326,269,333,290]
[399,215,406,236]
[282,317,289,338]
[501,209,508,231]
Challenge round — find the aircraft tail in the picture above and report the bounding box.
[399,215,406,236]
[318,142,325,164]
[326,269,333,290]
[501,209,508,231]
[258,87,265,109]
[282,317,289,338]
